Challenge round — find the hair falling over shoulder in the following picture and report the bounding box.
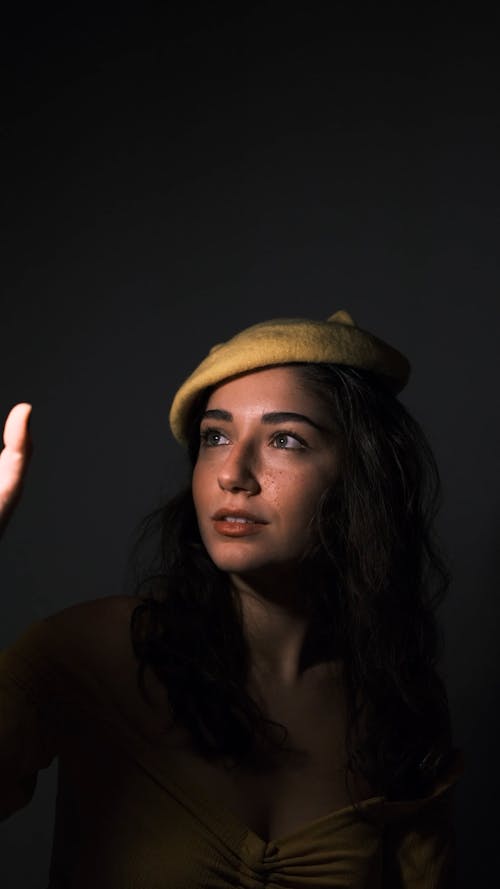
[129,364,454,802]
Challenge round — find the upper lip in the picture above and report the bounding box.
[211,508,268,523]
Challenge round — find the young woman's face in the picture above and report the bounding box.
[192,366,341,581]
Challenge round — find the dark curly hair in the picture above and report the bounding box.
[129,363,454,803]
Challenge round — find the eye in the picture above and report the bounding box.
[270,431,307,450]
[200,427,230,447]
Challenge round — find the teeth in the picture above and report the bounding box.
[222,516,251,523]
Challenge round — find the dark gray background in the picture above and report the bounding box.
[1,5,499,887]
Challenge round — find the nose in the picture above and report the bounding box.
[217,442,261,495]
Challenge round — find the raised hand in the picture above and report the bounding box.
[0,403,33,531]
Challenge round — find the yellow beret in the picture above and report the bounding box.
[169,310,411,445]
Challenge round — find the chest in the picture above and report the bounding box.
[154,673,374,843]
[97,627,374,845]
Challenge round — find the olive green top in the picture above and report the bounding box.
[0,597,463,888]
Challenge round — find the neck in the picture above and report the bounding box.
[230,566,335,686]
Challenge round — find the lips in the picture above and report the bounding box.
[211,508,268,537]
[211,509,268,523]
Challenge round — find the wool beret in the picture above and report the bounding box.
[169,310,411,445]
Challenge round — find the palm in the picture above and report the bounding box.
[0,403,32,519]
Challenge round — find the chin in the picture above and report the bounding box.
[209,553,273,574]
[200,527,306,576]
[207,547,301,582]
[204,542,273,574]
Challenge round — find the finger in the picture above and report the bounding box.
[3,403,32,453]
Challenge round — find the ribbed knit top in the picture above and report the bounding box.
[0,596,463,888]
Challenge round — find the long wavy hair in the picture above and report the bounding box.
[129,363,454,802]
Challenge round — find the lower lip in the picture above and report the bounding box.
[212,520,266,537]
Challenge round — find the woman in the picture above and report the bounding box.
[0,310,463,887]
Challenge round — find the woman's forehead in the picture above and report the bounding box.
[204,365,329,416]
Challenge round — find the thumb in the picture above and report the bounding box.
[3,402,32,453]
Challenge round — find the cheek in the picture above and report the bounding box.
[261,466,306,517]
[267,467,321,520]
[259,466,285,505]
[289,466,336,518]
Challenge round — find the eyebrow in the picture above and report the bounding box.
[201,409,326,432]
